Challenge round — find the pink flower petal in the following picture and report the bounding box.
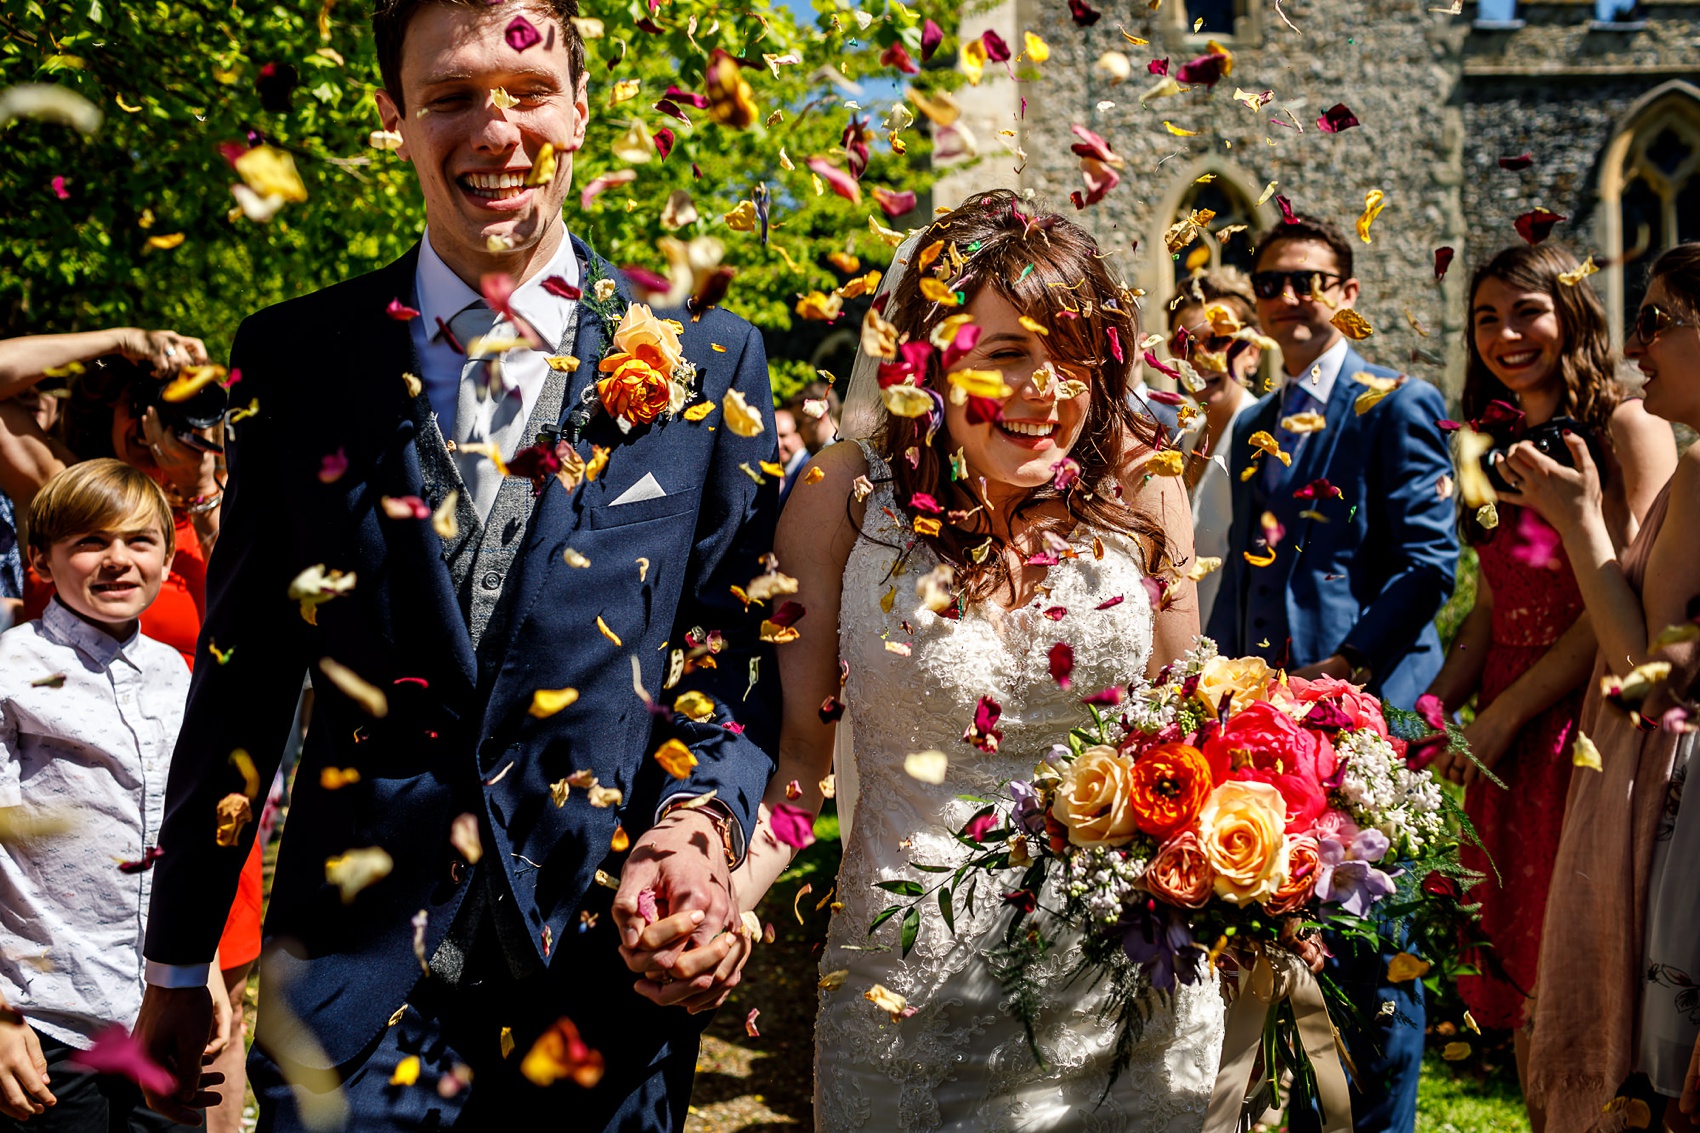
[51,175,69,200]
[1316,103,1360,133]
[68,1026,176,1097]
[871,186,917,218]
[921,20,944,61]
[504,15,542,52]
[745,1008,761,1037]
[636,888,659,924]
[806,158,861,204]
[654,127,675,160]
[965,811,999,841]
[319,448,348,484]
[386,298,421,321]
[771,803,816,850]
[580,168,637,209]
[980,29,1011,63]
[880,41,919,75]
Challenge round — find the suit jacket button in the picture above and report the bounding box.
[481,571,502,590]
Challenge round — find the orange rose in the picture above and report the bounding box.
[1050,745,1139,849]
[1128,743,1215,838]
[1263,834,1321,915]
[610,302,685,375]
[1144,827,1214,908]
[1197,780,1288,906]
[597,355,672,425]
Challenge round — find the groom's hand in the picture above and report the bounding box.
[613,811,749,1011]
[134,984,227,1124]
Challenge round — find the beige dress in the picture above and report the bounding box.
[1528,482,1694,1127]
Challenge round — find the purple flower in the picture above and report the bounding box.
[1315,836,1397,917]
[504,16,542,53]
[1122,903,1197,991]
[1008,780,1046,835]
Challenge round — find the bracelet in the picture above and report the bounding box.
[658,796,738,868]
[184,491,223,515]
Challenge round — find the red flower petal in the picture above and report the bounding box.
[1513,207,1566,246]
[386,298,421,321]
[1048,642,1074,689]
[872,186,917,218]
[921,19,944,61]
[1434,246,1455,281]
[1067,0,1102,25]
[1498,152,1534,171]
[1316,103,1360,133]
[806,157,861,204]
[654,127,675,161]
[880,41,920,75]
[1147,57,1170,76]
[541,276,582,300]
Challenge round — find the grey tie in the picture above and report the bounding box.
[447,301,527,523]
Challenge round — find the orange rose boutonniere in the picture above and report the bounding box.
[596,302,697,430]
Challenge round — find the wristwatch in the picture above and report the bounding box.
[658,795,740,868]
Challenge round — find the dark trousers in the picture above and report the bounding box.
[0,1035,196,1133]
[1286,932,1425,1133]
[251,912,707,1132]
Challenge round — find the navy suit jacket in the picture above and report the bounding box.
[143,238,780,1073]
[1204,347,1458,709]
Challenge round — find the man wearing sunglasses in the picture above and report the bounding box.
[1206,216,1458,1133]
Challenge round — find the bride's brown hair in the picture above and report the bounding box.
[870,189,1171,606]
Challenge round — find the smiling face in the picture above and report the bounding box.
[1471,275,1565,403]
[1253,238,1360,374]
[1625,277,1700,430]
[939,289,1089,502]
[374,1,589,284]
[31,526,171,639]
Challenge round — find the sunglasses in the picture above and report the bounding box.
[1633,304,1698,345]
[1250,269,1342,300]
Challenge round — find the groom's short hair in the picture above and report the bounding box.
[373,0,586,108]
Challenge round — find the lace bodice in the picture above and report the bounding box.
[815,442,1223,1133]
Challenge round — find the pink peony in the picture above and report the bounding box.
[1202,701,1330,835]
[1287,672,1389,738]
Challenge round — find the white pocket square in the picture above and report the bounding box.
[610,472,667,505]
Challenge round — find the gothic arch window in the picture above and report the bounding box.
[1173,0,1260,43]
[1600,82,1700,342]
[1146,164,1266,354]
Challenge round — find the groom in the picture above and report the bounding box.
[134,0,779,1128]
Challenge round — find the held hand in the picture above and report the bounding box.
[0,1009,55,1120]
[613,810,736,976]
[1498,433,1600,535]
[634,916,755,1014]
[1291,654,1351,683]
[120,329,210,378]
[134,984,226,1125]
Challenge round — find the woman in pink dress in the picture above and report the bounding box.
[1425,243,1675,1131]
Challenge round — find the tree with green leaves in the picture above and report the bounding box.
[0,0,961,401]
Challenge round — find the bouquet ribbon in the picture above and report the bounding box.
[1204,946,1352,1133]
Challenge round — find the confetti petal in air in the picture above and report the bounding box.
[723,388,765,436]
[771,803,817,849]
[806,158,861,203]
[520,1018,605,1088]
[1497,153,1534,171]
[386,298,420,321]
[1434,246,1455,280]
[705,49,757,128]
[68,1027,176,1097]
[880,41,919,75]
[921,19,945,61]
[1316,103,1360,133]
[1330,308,1375,340]
[325,846,394,903]
[871,186,917,218]
[1514,208,1566,246]
[1175,42,1233,88]
[1068,0,1102,25]
[1048,642,1075,690]
[904,750,948,784]
[1356,189,1387,243]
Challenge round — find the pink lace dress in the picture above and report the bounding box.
[1457,505,1586,1030]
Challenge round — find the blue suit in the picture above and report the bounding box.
[144,239,780,1130]
[1204,348,1457,710]
[1206,347,1456,1133]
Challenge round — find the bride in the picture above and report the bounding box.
[735,191,1224,1131]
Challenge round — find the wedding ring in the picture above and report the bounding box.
[164,346,177,358]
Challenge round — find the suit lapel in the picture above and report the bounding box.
[1284,350,1362,494]
[344,247,480,691]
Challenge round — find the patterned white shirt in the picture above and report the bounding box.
[0,599,189,1049]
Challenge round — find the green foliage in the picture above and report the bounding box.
[0,0,957,371]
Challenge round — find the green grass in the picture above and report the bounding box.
[1416,1052,1529,1132]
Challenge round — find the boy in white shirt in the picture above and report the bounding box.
[0,459,227,1131]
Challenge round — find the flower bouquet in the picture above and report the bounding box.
[870,638,1480,1129]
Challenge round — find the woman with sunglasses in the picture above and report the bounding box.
[1165,268,1263,624]
[1422,243,1675,1131]
[1505,244,1700,1130]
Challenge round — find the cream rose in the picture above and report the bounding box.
[1050,745,1139,849]
[1197,780,1289,906]
[1197,655,1275,715]
[611,302,685,375]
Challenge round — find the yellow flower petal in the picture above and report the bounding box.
[529,687,580,718]
[1572,729,1602,771]
[1163,120,1199,136]
[1023,31,1050,63]
[525,142,558,187]
[673,690,716,721]
[684,400,715,422]
[881,384,933,419]
[723,388,765,436]
[1386,952,1431,983]
[960,38,987,85]
[491,86,519,109]
[1279,411,1328,434]
[1244,547,1277,567]
[947,369,1013,399]
[1356,188,1387,244]
[1248,430,1292,466]
[654,738,698,779]
[1330,308,1375,340]
[1147,450,1186,477]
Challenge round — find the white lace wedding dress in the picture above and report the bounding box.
[814,442,1224,1133]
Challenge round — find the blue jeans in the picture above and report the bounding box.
[1285,931,1425,1133]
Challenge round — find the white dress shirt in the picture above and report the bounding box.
[0,600,189,1046]
[1280,335,1350,411]
[408,228,583,436]
[1190,396,1260,626]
